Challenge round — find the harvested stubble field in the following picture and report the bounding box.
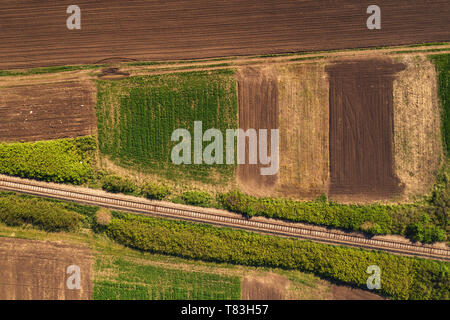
[0,81,96,142]
[393,56,444,199]
[277,63,329,199]
[0,237,92,300]
[0,1,449,70]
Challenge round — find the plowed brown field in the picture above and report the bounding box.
[0,81,96,142]
[0,0,449,69]
[237,67,278,195]
[0,237,92,300]
[326,59,405,199]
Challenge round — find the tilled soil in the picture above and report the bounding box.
[236,67,279,195]
[0,81,96,142]
[326,59,405,199]
[0,0,448,69]
[0,237,92,300]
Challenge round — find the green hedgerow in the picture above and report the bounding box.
[220,190,393,235]
[0,195,82,232]
[0,136,96,184]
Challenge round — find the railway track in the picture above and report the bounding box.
[0,175,448,262]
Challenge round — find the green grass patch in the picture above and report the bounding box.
[96,70,238,184]
[390,48,450,55]
[429,54,450,155]
[93,258,241,300]
[0,64,105,77]
[106,213,450,300]
[0,136,96,184]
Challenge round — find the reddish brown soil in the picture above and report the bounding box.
[0,81,96,142]
[331,285,384,300]
[326,59,405,199]
[237,67,278,193]
[0,1,448,69]
[0,237,92,300]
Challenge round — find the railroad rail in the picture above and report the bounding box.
[0,175,448,262]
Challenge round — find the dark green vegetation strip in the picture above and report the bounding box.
[106,213,450,300]
[0,136,96,184]
[93,258,240,300]
[430,54,450,155]
[96,70,238,183]
[0,193,85,232]
[0,64,105,77]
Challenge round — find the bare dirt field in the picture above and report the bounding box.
[326,58,406,200]
[0,81,96,142]
[277,63,329,199]
[330,285,384,300]
[0,1,449,70]
[236,67,278,195]
[0,237,92,300]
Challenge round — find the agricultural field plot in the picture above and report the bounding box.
[393,56,444,199]
[276,63,329,199]
[0,1,449,69]
[326,59,406,201]
[0,237,92,300]
[0,81,96,142]
[95,70,238,184]
[94,257,241,300]
[236,67,279,195]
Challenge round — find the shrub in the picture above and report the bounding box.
[0,196,82,232]
[0,136,95,184]
[141,182,171,200]
[102,176,136,194]
[106,214,450,300]
[181,191,213,207]
[406,223,446,243]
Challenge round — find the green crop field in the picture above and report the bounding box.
[94,257,241,300]
[430,54,450,155]
[96,70,238,184]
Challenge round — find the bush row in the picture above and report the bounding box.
[0,195,83,232]
[220,190,395,235]
[100,176,172,200]
[0,136,96,184]
[106,213,449,300]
